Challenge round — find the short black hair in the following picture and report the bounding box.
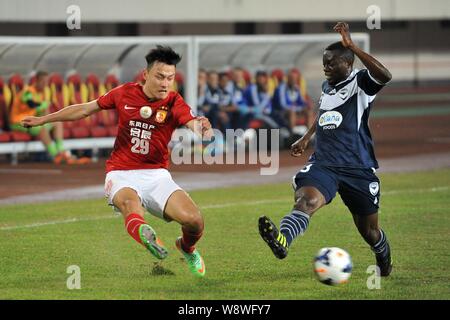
[325,41,354,65]
[218,72,229,79]
[256,70,268,77]
[145,45,182,69]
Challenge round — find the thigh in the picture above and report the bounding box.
[292,164,338,204]
[112,187,145,216]
[105,170,142,205]
[338,168,381,216]
[105,170,144,215]
[140,169,182,222]
[164,189,202,225]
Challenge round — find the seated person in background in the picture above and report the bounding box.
[228,67,248,129]
[242,71,278,129]
[291,69,315,129]
[272,68,313,131]
[9,71,88,164]
[202,71,229,132]
[218,72,239,130]
[197,69,207,113]
[227,67,247,93]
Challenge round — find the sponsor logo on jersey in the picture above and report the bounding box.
[369,182,379,196]
[139,106,152,119]
[318,111,342,130]
[155,106,168,123]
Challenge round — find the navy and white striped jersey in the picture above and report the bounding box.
[309,69,385,169]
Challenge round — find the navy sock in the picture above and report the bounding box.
[372,229,388,255]
[279,210,310,246]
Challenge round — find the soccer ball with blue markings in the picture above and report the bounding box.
[314,247,352,285]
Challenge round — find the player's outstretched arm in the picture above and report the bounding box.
[334,22,392,84]
[186,116,214,140]
[21,100,101,128]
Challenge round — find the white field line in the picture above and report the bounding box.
[0,216,114,231]
[0,168,63,175]
[0,186,449,231]
[383,186,449,195]
[0,199,289,231]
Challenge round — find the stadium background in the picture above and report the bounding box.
[0,0,449,201]
[0,0,449,300]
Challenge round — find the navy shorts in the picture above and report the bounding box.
[292,164,381,215]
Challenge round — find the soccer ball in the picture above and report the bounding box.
[313,247,352,285]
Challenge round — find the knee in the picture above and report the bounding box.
[117,198,142,215]
[294,195,322,214]
[182,209,204,233]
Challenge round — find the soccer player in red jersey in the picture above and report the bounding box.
[22,46,212,277]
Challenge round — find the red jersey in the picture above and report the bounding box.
[97,83,195,173]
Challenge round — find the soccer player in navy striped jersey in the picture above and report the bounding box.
[259,22,393,276]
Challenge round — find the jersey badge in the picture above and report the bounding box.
[155,106,168,123]
[369,182,379,196]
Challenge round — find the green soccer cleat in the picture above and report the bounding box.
[176,237,205,277]
[139,224,168,260]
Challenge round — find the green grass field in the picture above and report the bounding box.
[0,169,449,300]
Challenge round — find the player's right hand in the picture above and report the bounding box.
[290,136,310,157]
[333,22,354,49]
[21,116,44,128]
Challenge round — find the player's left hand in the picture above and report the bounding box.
[333,22,354,48]
[196,116,214,140]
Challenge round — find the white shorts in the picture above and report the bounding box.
[104,168,182,221]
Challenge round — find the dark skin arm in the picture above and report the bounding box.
[290,114,317,157]
[334,22,392,84]
[291,22,393,158]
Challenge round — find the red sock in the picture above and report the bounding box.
[125,213,146,245]
[181,226,203,253]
